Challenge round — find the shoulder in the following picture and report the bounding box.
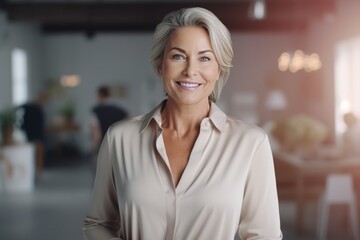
[209,102,266,143]
[92,104,100,112]
[225,116,267,143]
[106,114,145,139]
[21,103,33,109]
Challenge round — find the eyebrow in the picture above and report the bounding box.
[169,47,214,55]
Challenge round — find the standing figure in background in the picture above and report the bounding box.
[18,91,48,177]
[343,112,360,157]
[90,86,128,151]
[84,7,282,240]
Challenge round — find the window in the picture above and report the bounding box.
[11,48,28,105]
[335,36,360,144]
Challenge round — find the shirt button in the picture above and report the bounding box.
[204,120,211,128]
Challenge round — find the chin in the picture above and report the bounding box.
[170,96,209,106]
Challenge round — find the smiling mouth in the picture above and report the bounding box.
[176,82,201,88]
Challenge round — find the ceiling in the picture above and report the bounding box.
[0,0,335,35]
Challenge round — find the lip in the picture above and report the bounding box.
[176,81,202,91]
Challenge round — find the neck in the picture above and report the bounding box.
[161,99,211,137]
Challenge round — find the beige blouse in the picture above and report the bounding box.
[83,101,283,240]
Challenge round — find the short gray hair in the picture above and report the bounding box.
[151,7,233,102]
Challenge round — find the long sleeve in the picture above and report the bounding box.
[83,131,122,240]
[238,135,283,240]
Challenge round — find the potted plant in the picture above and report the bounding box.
[0,107,17,146]
[59,100,75,123]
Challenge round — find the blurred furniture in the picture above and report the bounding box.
[317,174,359,240]
[48,119,80,157]
[274,150,360,234]
[0,144,35,192]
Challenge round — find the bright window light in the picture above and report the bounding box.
[335,36,360,144]
[11,48,28,105]
[254,0,266,20]
[248,0,266,20]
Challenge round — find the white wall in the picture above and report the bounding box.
[43,33,161,118]
[0,47,12,109]
[0,11,13,109]
[0,10,44,109]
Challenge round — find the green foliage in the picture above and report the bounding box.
[0,107,17,132]
[59,101,75,120]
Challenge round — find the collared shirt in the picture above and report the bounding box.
[83,101,283,240]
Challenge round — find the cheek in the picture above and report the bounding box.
[205,68,220,82]
[159,61,172,79]
[204,62,220,80]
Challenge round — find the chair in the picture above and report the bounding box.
[317,173,360,240]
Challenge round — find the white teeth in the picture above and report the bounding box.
[179,82,200,88]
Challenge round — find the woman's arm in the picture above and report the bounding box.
[238,135,283,240]
[83,131,122,240]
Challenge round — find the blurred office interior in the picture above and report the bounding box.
[1,0,360,239]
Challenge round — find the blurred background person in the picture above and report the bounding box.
[90,85,128,152]
[18,90,48,177]
[88,86,128,180]
[342,112,360,157]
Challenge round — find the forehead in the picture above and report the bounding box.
[165,26,212,49]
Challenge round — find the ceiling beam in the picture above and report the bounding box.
[0,1,335,33]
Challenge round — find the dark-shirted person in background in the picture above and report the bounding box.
[90,86,128,151]
[18,91,48,177]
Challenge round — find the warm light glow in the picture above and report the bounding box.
[305,53,322,72]
[278,50,322,73]
[248,0,266,20]
[60,75,81,87]
[340,99,351,114]
[254,0,266,20]
[278,52,291,71]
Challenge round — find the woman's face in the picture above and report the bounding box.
[159,26,220,106]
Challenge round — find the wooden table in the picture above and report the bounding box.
[47,120,81,156]
[274,150,360,234]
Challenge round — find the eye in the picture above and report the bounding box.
[200,56,211,62]
[172,54,185,60]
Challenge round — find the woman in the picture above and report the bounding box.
[83,7,283,240]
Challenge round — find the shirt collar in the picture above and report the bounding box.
[139,100,227,134]
[208,102,227,132]
[139,100,165,134]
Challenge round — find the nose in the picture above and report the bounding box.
[182,59,197,76]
